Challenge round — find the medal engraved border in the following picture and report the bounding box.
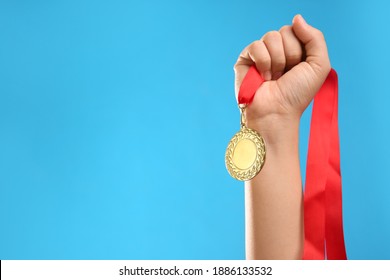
[225,127,266,181]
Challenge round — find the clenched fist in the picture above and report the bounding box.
[234,15,330,142]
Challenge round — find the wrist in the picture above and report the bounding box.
[246,115,300,155]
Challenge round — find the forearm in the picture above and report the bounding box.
[245,117,303,259]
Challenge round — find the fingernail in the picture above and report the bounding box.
[273,72,282,80]
[263,71,272,81]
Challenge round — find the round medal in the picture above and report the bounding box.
[225,127,266,181]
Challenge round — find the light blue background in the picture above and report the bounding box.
[0,0,389,259]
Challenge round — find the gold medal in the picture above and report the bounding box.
[225,105,266,181]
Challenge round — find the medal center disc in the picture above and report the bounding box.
[232,138,257,170]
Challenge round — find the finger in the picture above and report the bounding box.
[292,14,330,79]
[279,25,303,71]
[237,40,272,81]
[262,31,286,80]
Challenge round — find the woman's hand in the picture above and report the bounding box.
[234,15,330,142]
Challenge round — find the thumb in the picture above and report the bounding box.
[292,14,330,79]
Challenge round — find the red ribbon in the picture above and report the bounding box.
[238,66,347,260]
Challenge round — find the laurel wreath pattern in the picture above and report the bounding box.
[225,127,266,181]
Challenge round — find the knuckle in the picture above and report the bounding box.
[251,40,263,49]
[246,40,262,55]
[263,30,281,41]
[279,25,291,34]
[313,29,325,40]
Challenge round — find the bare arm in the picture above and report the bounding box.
[234,15,331,259]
